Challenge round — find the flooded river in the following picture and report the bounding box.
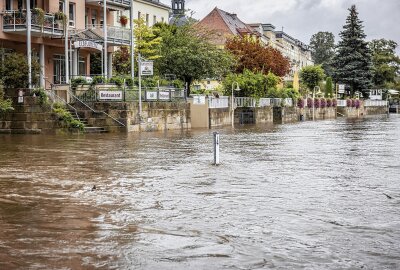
[1,115,400,269]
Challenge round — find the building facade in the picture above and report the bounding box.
[197,8,313,85]
[0,0,170,90]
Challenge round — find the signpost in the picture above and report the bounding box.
[138,54,154,120]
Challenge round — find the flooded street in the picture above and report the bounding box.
[1,115,400,269]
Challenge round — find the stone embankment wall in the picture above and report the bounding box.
[209,108,231,127]
[0,89,61,134]
[73,101,190,132]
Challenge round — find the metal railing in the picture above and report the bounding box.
[85,24,131,45]
[364,100,388,107]
[85,0,131,7]
[2,10,64,36]
[337,99,347,107]
[258,98,271,107]
[73,86,186,103]
[235,97,256,108]
[209,96,230,108]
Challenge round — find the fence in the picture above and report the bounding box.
[72,87,186,103]
[209,96,230,108]
[364,100,388,107]
[207,97,295,109]
[337,100,347,107]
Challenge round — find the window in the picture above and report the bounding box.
[18,0,37,9]
[138,11,141,19]
[78,57,86,76]
[53,55,66,84]
[69,3,76,27]
[161,17,164,23]
[153,15,157,25]
[146,14,149,26]
[59,1,64,12]
[91,10,97,25]
[85,8,89,27]
[6,0,12,10]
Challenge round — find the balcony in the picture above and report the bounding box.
[2,10,64,37]
[85,0,132,10]
[84,25,131,46]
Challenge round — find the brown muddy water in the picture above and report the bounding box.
[1,115,400,270]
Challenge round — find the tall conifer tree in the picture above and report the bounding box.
[332,5,373,97]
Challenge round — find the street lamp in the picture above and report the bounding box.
[231,82,241,128]
[312,86,321,121]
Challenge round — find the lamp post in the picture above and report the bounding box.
[312,86,320,121]
[231,82,240,128]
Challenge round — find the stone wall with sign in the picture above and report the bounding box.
[72,100,190,132]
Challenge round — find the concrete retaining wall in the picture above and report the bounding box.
[209,108,231,127]
[72,101,190,132]
[0,89,62,134]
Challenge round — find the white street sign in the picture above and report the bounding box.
[146,91,158,100]
[141,61,154,76]
[193,95,206,105]
[99,91,123,101]
[338,84,346,94]
[159,91,170,100]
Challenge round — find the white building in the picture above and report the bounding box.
[113,0,170,28]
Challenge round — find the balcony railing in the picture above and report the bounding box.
[2,10,64,36]
[85,0,131,9]
[85,24,131,46]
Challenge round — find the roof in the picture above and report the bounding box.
[197,7,256,45]
[214,8,254,36]
[140,0,170,10]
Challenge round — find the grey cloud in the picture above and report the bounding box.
[162,0,400,54]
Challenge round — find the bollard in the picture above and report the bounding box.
[213,132,220,166]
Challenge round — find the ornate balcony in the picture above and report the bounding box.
[2,10,64,37]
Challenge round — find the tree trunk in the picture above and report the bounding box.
[185,77,193,97]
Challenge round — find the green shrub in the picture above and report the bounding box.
[53,107,84,131]
[0,52,40,88]
[91,76,107,85]
[71,77,87,90]
[0,81,14,113]
[109,76,124,87]
[31,88,49,106]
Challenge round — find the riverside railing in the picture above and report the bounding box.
[364,100,388,107]
[208,96,230,108]
[72,87,186,103]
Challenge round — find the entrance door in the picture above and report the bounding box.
[53,55,66,84]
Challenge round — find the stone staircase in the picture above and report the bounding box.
[66,108,108,133]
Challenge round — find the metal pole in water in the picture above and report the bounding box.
[213,132,220,166]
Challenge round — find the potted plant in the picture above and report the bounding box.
[54,11,67,29]
[120,15,128,27]
[32,8,45,27]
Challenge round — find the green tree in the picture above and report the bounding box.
[332,5,373,97]
[134,17,162,60]
[300,65,325,91]
[0,52,40,88]
[113,46,131,75]
[309,31,335,76]
[155,23,234,96]
[369,39,400,88]
[325,77,333,97]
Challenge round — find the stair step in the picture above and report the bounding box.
[83,127,108,133]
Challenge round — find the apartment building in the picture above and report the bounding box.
[197,8,313,85]
[0,0,169,90]
[249,23,313,81]
[113,0,170,28]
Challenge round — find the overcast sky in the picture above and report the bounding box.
[161,0,400,54]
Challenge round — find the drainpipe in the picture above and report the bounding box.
[103,0,108,79]
[130,1,135,80]
[65,0,69,84]
[26,0,32,89]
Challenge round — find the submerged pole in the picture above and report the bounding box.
[213,132,220,166]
